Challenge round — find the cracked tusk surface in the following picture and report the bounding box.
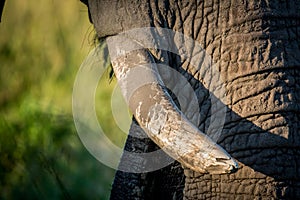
[106,36,238,174]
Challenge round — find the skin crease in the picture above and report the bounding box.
[81,0,300,199]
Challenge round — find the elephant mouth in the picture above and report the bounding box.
[106,30,239,174]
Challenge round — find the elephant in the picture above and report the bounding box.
[80,0,300,199]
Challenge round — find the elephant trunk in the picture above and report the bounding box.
[106,34,238,174]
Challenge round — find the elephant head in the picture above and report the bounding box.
[82,0,238,174]
[80,0,300,199]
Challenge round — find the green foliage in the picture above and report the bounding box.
[0,0,127,199]
[1,99,116,199]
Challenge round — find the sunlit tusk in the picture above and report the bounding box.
[106,36,238,174]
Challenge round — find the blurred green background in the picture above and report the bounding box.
[0,0,128,199]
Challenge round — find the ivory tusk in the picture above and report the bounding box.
[106,36,238,174]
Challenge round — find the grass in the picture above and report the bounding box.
[0,0,128,199]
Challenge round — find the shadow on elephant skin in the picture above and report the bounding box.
[111,66,300,199]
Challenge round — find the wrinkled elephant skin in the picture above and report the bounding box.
[81,0,300,199]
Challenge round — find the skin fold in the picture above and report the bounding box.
[81,0,300,199]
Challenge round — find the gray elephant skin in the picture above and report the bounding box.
[80,0,300,199]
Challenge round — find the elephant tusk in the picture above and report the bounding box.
[106,35,238,174]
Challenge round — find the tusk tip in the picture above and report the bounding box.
[205,157,239,174]
[181,148,239,175]
[203,145,239,174]
[187,145,240,174]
